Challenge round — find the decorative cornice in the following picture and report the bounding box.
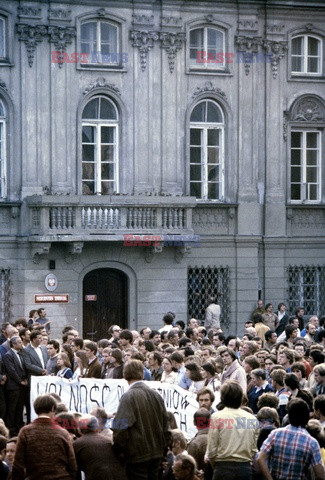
[130,30,159,72]
[235,35,263,75]
[263,40,288,79]
[48,26,76,68]
[159,32,185,73]
[48,8,72,23]
[192,81,226,99]
[16,24,47,67]
[265,24,285,34]
[83,78,121,96]
[18,6,42,20]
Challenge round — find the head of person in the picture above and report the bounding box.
[47,340,60,358]
[30,330,42,347]
[193,408,211,430]
[162,356,173,373]
[270,368,286,388]
[252,312,263,325]
[71,337,84,352]
[123,359,143,383]
[265,303,273,313]
[251,368,267,387]
[243,355,260,373]
[0,435,7,462]
[9,335,23,351]
[257,300,264,309]
[278,348,294,366]
[265,330,277,345]
[171,430,187,456]
[110,348,123,365]
[170,351,184,369]
[264,355,277,372]
[173,454,197,480]
[314,395,325,419]
[295,307,304,318]
[108,325,121,339]
[119,329,133,345]
[33,394,57,416]
[97,339,110,354]
[37,308,46,319]
[148,351,163,368]
[277,303,286,313]
[163,313,174,326]
[220,380,243,409]
[306,323,316,336]
[29,309,38,320]
[287,398,310,428]
[185,362,203,382]
[291,362,306,381]
[201,362,216,380]
[313,364,325,385]
[89,407,110,432]
[284,373,300,392]
[309,350,325,367]
[140,327,151,340]
[257,407,280,428]
[5,436,17,466]
[75,350,89,370]
[257,392,279,411]
[285,324,298,340]
[57,352,71,369]
[196,387,215,410]
[84,341,97,358]
[220,347,237,366]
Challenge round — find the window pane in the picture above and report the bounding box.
[100,99,117,120]
[208,148,219,164]
[307,132,318,148]
[308,37,319,56]
[190,129,201,145]
[82,145,95,162]
[208,129,220,146]
[291,56,302,72]
[82,99,99,119]
[292,37,303,55]
[101,145,114,162]
[190,29,204,49]
[0,101,5,118]
[306,150,317,166]
[190,147,201,164]
[308,184,317,200]
[81,23,97,54]
[190,165,201,181]
[207,102,223,123]
[190,183,201,198]
[190,103,206,122]
[0,19,4,58]
[82,126,95,143]
[101,164,115,180]
[82,163,94,180]
[82,181,94,195]
[307,167,317,183]
[208,183,219,199]
[291,167,301,183]
[101,126,115,143]
[208,165,219,182]
[207,28,223,52]
[291,184,300,200]
[308,57,319,73]
[291,132,301,148]
[291,150,301,166]
[101,182,115,195]
[101,23,117,53]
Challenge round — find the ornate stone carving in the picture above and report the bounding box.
[130,31,159,72]
[192,81,226,99]
[289,209,325,236]
[48,8,72,23]
[145,243,163,263]
[159,32,186,73]
[83,78,121,96]
[263,40,288,79]
[285,97,325,123]
[47,26,76,68]
[18,6,42,19]
[65,242,84,263]
[205,15,214,23]
[283,121,288,142]
[31,242,51,264]
[175,245,191,264]
[97,9,107,18]
[132,15,154,27]
[16,24,47,67]
[305,23,314,32]
[265,24,285,33]
[160,16,182,28]
[235,36,263,75]
[237,20,258,31]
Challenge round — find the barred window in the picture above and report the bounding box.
[287,265,325,317]
[188,265,230,328]
[0,268,11,323]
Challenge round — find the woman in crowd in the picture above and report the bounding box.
[311,364,325,396]
[73,350,88,380]
[291,362,307,389]
[201,363,220,392]
[185,363,205,393]
[243,355,260,394]
[56,352,74,379]
[161,356,178,384]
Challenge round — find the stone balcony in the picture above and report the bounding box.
[23,195,197,241]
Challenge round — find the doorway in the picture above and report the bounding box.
[83,268,128,341]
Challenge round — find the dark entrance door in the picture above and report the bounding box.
[83,269,128,341]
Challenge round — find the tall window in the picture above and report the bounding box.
[82,96,119,195]
[291,35,322,75]
[190,100,224,200]
[290,130,321,202]
[287,265,325,317]
[0,99,6,198]
[189,27,225,69]
[0,17,5,59]
[81,21,118,65]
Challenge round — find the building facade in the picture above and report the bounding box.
[0,0,324,339]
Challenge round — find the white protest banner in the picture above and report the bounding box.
[30,376,203,438]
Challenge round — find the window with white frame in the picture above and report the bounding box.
[290,130,321,202]
[0,99,6,198]
[291,35,322,75]
[80,20,119,65]
[189,26,225,69]
[82,96,119,195]
[190,99,224,200]
[287,265,325,317]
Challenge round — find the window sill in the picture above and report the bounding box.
[186,68,232,76]
[77,64,127,73]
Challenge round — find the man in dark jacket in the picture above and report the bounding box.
[113,359,170,480]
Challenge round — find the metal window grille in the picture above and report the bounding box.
[287,265,325,316]
[188,265,231,328]
[0,268,11,323]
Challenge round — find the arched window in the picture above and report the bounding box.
[189,26,225,69]
[80,20,119,65]
[82,96,119,195]
[0,99,6,198]
[291,35,322,75]
[190,100,224,200]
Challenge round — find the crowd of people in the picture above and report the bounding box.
[0,301,324,479]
